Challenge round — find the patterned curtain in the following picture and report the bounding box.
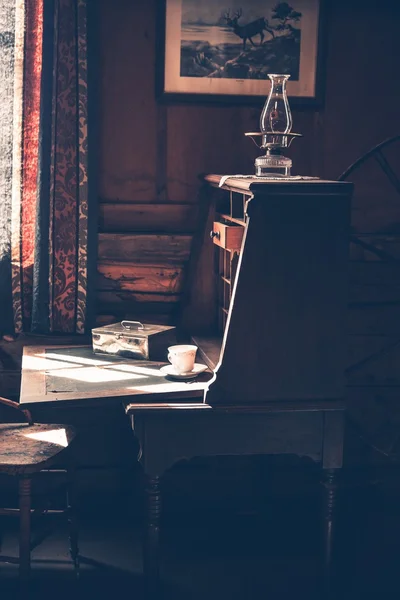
[0,0,92,338]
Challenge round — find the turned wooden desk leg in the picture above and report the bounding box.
[144,475,162,599]
[18,476,32,579]
[322,468,339,597]
[322,410,344,599]
[67,467,80,576]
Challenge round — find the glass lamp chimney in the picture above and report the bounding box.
[255,73,293,177]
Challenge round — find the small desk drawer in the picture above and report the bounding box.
[211,222,244,250]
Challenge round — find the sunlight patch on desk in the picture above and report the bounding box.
[24,428,69,447]
[48,367,147,383]
[24,355,84,371]
[105,364,165,377]
[44,352,113,366]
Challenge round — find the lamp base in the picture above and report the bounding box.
[255,153,292,177]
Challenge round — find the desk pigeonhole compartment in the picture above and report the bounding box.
[92,320,176,360]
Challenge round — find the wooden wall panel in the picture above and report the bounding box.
[98,0,158,202]
[321,2,400,180]
[166,105,248,202]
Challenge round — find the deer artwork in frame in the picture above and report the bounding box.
[223,8,276,50]
[159,0,324,105]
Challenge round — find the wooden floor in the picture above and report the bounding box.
[1,478,400,599]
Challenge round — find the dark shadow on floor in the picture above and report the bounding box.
[1,470,400,599]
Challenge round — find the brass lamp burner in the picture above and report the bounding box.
[245,131,303,150]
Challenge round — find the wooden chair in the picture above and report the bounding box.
[0,396,79,579]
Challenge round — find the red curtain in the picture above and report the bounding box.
[5,0,91,336]
[20,0,44,326]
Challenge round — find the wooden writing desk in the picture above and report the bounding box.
[20,344,345,599]
[126,399,344,599]
[19,173,353,598]
[19,345,211,409]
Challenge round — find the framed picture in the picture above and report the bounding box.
[158,0,324,105]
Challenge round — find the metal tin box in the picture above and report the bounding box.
[92,320,176,361]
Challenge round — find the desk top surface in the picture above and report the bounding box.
[20,345,346,414]
[19,345,210,408]
[204,174,353,195]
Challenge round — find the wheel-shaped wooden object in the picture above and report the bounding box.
[339,135,400,460]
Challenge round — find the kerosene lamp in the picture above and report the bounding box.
[245,74,302,177]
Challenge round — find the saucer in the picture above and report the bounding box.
[160,363,208,380]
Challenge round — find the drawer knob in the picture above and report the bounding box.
[210,230,220,240]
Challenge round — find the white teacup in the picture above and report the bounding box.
[167,344,197,374]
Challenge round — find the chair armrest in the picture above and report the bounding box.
[0,396,19,411]
[0,396,33,424]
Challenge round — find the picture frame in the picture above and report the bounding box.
[157,0,325,106]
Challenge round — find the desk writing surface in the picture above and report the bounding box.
[19,345,210,408]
